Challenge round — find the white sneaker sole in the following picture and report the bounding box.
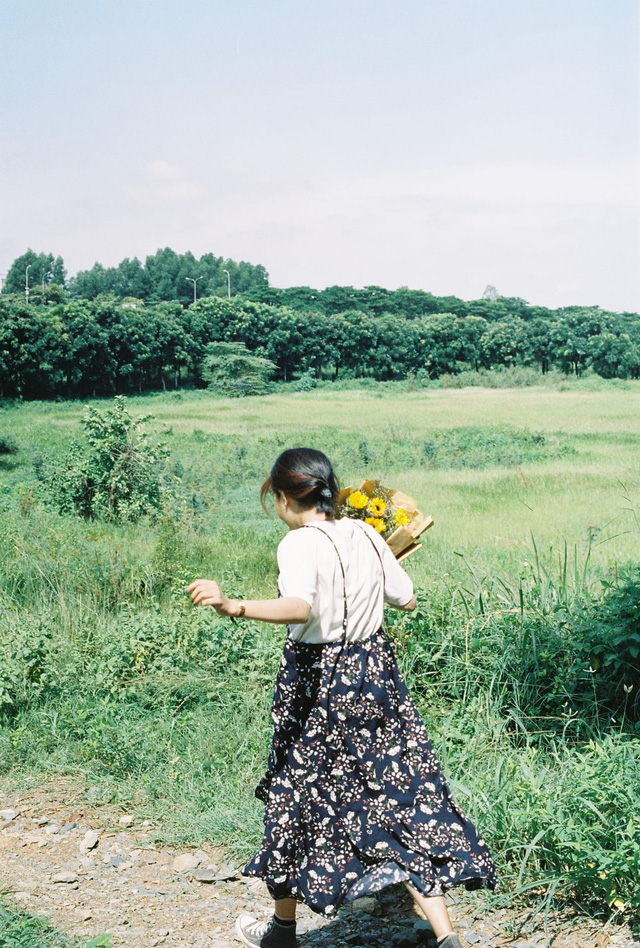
[234,915,263,947]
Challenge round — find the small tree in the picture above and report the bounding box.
[41,396,169,521]
[201,341,275,397]
[0,436,18,455]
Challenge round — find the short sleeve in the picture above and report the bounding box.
[359,521,414,607]
[277,530,318,607]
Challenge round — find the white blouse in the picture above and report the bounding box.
[277,518,414,644]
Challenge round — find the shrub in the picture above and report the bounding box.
[292,371,318,392]
[0,435,18,455]
[0,612,56,720]
[39,396,169,522]
[573,569,640,722]
[201,342,276,397]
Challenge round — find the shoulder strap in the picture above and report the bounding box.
[351,519,386,584]
[300,524,348,641]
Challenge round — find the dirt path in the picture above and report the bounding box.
[0,781,637,948]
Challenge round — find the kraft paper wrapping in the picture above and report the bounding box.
[336,480,434,561]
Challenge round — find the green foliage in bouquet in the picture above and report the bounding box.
[337,485,408,537]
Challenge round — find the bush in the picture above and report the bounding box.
[39,397,169,522]
[0,435,18,455]
[292,371,318,392]
[573,569,640,722]
[201,342,276,397]
[0,612,56,719]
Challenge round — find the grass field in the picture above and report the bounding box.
[2,384,639,583]
[1,382,639,927]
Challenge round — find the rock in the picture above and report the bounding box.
[391,929,420,947]
[45,823,61,835]
[171,853,201,872]
[192,868,219,883]
[351,895,382,917]
[0,809,20,821]
[79,830,100,853]
[109,855,127,868]
[78,856,94,869]
[414,920,435,935]
[34,817,49,826]
[214,864,239,881]
[58,821,78,835]
[51,872,78,884]
[465,935,481,946]
[118,814,135,827]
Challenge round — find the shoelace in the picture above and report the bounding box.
[243,917,272,936]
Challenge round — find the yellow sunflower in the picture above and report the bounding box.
[368,496,386,517]
[395,507,410,526]
[347,490,368,510]
[365,516,386,533]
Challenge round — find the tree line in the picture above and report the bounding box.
[2,248,268,306]
[1,290,639,399]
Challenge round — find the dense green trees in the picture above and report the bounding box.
[1,245,639,397]
[0,291,638,399]
[2,248,268,304]
[3,250,66,299]
[64,248,268,303]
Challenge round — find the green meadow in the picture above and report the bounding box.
[1,382,639,926]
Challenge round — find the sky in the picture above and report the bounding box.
[1,0,639,311]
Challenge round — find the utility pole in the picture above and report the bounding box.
[185,276,202,303]
[25,264,31,304]
[223,269,231,298]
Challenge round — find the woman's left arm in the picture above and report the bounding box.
[187,579,310,624]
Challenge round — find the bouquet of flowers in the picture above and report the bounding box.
[336,479,433,561]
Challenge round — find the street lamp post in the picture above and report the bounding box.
[223,269,231,298]
[25,264,31,305]
[185,276,202,303]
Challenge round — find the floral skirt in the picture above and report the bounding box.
[243,629,498,917]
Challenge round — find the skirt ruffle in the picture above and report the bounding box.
[243,629,497,917]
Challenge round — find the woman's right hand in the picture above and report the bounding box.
[187,579,239,616]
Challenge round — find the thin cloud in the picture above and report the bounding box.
[126,160,205,204]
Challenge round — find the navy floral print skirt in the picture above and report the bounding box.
[243,629,497,917]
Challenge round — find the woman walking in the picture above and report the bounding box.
[188,448,497,948]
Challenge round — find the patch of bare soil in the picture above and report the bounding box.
[0,781,637,948]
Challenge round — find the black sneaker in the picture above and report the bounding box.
[437,935,464,948]
[234,913,298,948]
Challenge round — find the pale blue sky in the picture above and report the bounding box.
[1,0,639,310]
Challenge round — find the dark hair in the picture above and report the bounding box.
[261,448,339,517]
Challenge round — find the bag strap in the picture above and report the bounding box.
[351,519,386,582]
[300,524,348,640]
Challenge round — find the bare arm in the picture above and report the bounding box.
[397,594,417,612]
[187,579,310,624]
